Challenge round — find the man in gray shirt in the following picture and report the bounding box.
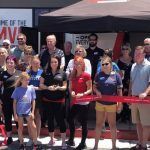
[129,46,150,150]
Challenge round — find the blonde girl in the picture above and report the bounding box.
[11,72,37,149]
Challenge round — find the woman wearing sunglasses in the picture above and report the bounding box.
[66,44,91,78]
[17,46,33,71]
[93,56,123,150]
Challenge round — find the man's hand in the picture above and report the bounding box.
[139,92,147,99]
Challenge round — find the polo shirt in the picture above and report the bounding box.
[131,59,150,96]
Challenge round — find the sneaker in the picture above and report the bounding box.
[19,144,25,150]
[75,143,87,150]
[7,137,13,145]
[130,144,142,150]
[26,139,33,146]
[66,139,75,146]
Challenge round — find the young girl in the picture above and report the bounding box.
[27,56,43,142]
[11,72,37,149]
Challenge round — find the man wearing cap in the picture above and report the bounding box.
[2,39,11,54]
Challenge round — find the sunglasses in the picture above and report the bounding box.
[144,43,150,46]
[17,38,24,40]
[102,63,109,66]
[122,48,129,50]
[24,53,32,55]
[75,50,82,53]
[3,44,9,46]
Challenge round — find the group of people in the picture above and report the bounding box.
[0,33,150,150]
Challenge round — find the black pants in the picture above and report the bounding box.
[68,104,89,144]
[2,101,18,132]
[44,102,66,133]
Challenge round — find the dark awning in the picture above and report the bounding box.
[38,0,150,33]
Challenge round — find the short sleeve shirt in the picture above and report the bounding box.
[71,72,91,94]
[94,71,123,105]
[11,86,36,115]
[71,72,91,105]
[131,59,150,95]
[41,70,67,100]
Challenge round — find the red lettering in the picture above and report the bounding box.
[0,27,19,44]
[0,27,7,39]
[8,27,17,43]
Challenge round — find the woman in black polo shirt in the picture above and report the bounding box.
[40,54,67,149]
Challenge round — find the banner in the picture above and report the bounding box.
[72,95,150,104]
[0,9,32,46]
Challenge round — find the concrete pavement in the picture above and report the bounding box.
[0,135,147,150]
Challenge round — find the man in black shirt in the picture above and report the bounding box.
[86,33,104,80]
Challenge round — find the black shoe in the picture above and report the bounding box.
[130,144,142,150]
[19,144,24,150]
[7,137,13,145]
[66,139,75,146]
[75,143,87,150]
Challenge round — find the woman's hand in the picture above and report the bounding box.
[95,91,102,99]
[14,114,18,122]
[30,113,34,120]
[48,86,57,91]
[76,93,84,98]
[71,91,76,98]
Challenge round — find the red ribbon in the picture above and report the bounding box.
[72,95,150,104]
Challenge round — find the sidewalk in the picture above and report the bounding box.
[0,135,143,150]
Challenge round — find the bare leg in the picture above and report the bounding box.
[17,117,24,144]
[93,111,105,149]
[26,116,37,145]
[136,123,143,145]
[107,112,116,149]
[61,132,66,146]
[142,126,150,147]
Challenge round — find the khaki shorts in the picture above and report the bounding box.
[131,103,150,126]
[95,102,117,112]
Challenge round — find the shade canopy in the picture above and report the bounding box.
[38,0,150,33]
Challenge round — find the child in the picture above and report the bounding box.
[11,72,37,149]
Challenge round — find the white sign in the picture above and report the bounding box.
[0,9,32,46]
[65,33,117,54]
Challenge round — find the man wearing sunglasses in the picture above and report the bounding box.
[144,38,150,62]
[10,33,36,61]
[86,33,104,80]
